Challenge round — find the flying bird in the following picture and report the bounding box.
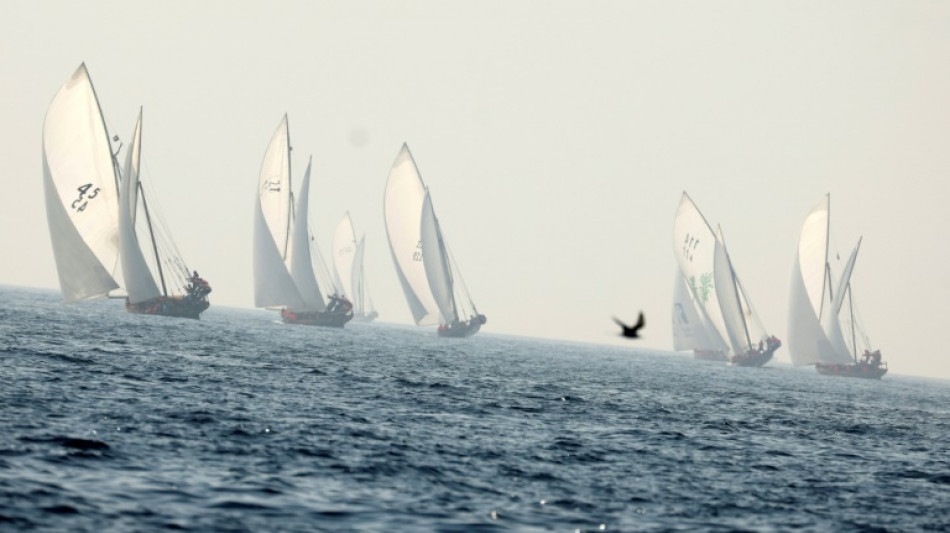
[613,312,645,338]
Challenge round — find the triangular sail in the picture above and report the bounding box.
[253,115,304,308]
[351,235,374,316]
[288,158,326,312]
[118,109,161,304]
[42,63,120,301]
[822,239,862,361]
[713,237,752,354]
[383,143,443,325]
[420,191,457,324]
[332,212,357,298]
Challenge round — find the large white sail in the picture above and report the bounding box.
[332,212,357,298]
[787,195,847,366]
[383,143,443,325]
[42,63,120,301]
[672,193,730,350]
[287,158,326,312]
[253,115,304,309]
[118,109,161,304]
[351,235,376,317]
[420,191,456,324]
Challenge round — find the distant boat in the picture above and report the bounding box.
[332,213,378,322]
[42,64,210,318]
[253,115,352,327]
[672,192,781,366]
[383,143,485,337]
[788,195,887,379]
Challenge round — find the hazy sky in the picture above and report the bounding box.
[3,1,949,378]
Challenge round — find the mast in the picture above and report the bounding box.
[717,227,751,351]
[138,182,167,296]
[282,121,293,259]
[848,285,857,362]
[433,211,459,322]
[819,194,832,320]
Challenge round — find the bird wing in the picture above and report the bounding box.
[612,316,628,329]
[633,311,645,330]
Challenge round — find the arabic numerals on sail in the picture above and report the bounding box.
[683,234,699,262]
[70,183,100,212]
[412,240,423,262]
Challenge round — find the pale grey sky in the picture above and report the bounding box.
[3,1,949,378]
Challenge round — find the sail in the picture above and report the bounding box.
[118,109,162,304]
[332,213,357,298]
[287,158,325,311]
[822,239,862,360]
[351,235,370,315]
[672,272,726,351]
[42,63,120,301]
[672,193,730,349]
[253,115,304,308]
[787,195,844,366]
[383,143,442,325]
[420,191,457,324]
[713,238,752,354]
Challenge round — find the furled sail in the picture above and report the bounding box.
[42,63,121,301]
[118,109,162,304]
[383,143,442,325]
[253,115,304,309]
[287,158,325,312]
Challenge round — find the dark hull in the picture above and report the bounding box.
[816,362,888,380]
[126,296,209,320]
[694,350,729,362]
[281,309,353,328]
[437,320,482,338]
[731,341,782,367]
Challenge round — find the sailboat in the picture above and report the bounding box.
[672,192,781,366]
[787,195,887,379]
[383,143,485,337]
[42,63,210,318]
[253,115,352,327]
[332,213,379,322]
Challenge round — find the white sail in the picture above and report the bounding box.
[287,158,325,312]
[253,115,304,309]
[332,213,357,298]
[822,239,862,360]
[713,237,752,354]
[672,192,730,350]
[383,143,443,325]
[351,235,373,316]
[787,195,847,366]
[420,191,457,324]
[118,109,161,304]
[672,272,726,351]
[42,63,120,301]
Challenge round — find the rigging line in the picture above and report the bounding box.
[445,244,477,313]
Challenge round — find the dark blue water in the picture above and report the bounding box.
[2,286,950,532]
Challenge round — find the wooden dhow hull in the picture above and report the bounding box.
[437,319,483,338]
[816,362,888,380]
[730,340,782,367]
[126,296,209,320]
[281,309,353,328]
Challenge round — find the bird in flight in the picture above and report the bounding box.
[613,312,645,338]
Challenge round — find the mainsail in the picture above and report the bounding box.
[332,212,357,298]
[253,115,305,309]
[672,272,727,352]
[42,63,120,301]
[288,158,326,312]
[420,191,457,324]
[787,195,856,366]
[383,143,443,326]
[351,235,377,318]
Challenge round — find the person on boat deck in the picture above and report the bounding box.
[758,340,764,352]
[871,350,882,366]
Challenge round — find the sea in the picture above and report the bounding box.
[2,286,949,532]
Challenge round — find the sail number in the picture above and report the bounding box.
[682,234,699,262]
[262,178,281,192]
[70,183,100,212]
[412,240,423,261]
